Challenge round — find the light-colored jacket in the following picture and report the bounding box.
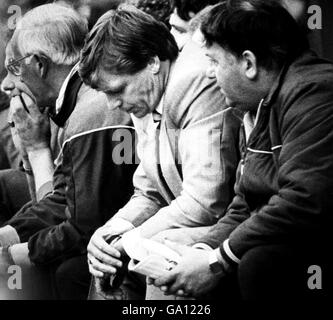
[113,41,241,239]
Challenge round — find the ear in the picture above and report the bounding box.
[241,50,258,80]
[32,55,49,79]
[147,56,161,75]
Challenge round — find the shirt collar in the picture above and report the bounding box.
[55,62,80,114]
[155,95,164,115]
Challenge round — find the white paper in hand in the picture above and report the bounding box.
[122,229,181,279]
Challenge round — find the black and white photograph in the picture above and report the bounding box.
[0,0,332,313]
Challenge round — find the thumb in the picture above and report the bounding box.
[164,239,191,256]
[20,91,35,106]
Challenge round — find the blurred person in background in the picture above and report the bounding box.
[169,0,221,50]
[0,25,20,169]
[0,23,30,224]
[126,0,173,26]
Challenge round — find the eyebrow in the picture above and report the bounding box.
[102,81,126,95]
[171,24,188,33]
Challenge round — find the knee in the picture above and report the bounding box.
[0,225,20,247]
[55,258,83,285]
[238,245,298,300]
[150,230,170,244]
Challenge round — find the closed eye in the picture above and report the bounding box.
[208,58,218,66]
[105,88,123,95]
[171,25,187,34]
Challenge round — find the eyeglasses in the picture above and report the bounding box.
[6,54,33,76]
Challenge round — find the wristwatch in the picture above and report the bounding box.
[208,249,225,275]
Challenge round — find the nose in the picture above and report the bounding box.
[106,94,123,110]
[169,12,176,25]
[1,73,17,97]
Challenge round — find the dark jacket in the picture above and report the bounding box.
[7,72,137,266]
[200,50,333,258]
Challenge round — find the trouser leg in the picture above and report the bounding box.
[54,255,91,300]
[0,169,30,225]
[238,243,331,300]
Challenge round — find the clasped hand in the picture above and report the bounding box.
[87,225,126,278]
[148,241,224,298]
[9,92,50,156]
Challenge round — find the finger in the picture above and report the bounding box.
[12,108,31,130]
[146,277,155,285]
[163,281,184,296]
[88,263,104,278]
[11,96,31,123]
[7,102,14,123]
[88,247,123,268]
[176,289,190,297]
[90,236,122,258]
[164,240,190,256]
[10,96,25,114]
[88,250,122,270]
[154,271,177,287]
[88,254,118,275]
[103,288,124,300]
[88,243,123,268]
[20,92,40,117]
[160,285,169,292]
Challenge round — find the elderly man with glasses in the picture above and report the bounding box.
[0,3,136,300]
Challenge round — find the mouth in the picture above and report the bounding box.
[124,106,136,114]
[124,104,140,114]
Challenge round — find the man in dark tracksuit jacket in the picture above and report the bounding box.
[197,50,333,298]
[0,4,137,299]
[0,70,136,299]
[151,1,333,300]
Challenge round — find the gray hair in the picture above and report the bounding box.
[14,3,88,65]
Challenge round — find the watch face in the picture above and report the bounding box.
[209,251,225,274]
[210,261,225,274]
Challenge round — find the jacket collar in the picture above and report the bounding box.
[262,50,317,108]
[261,62,290,108]
[51,71,83,127]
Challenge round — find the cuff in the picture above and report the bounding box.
[37,180,53,201]
[0,225,20,247]
[8,243,32,267]
[222,239,240,264]
[217,239,240,273]
[104,218,135,235]
[192,243,214,251]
